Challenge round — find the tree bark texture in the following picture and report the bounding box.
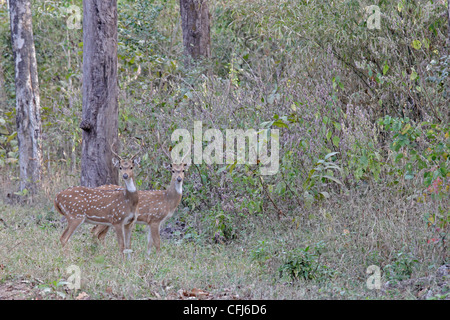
[447,0,450,50]
[179,0,211,63]
[80,0,119,187]
[9,0,42,194]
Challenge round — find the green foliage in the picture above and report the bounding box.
[423,206,449,253]
[303,152,343,204]
[378,116,449,190]
[0,114,18,168]
[117,0,177,94]
[200,206,236,244]
[383,249,418,283]
[347,141,382,183]
[38,278,71,299]
[250,240,271,265]
[278,241,334,282]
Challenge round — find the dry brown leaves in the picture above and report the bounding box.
[176,287,240,300]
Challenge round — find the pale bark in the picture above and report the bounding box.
[448,0,449,50]
[9,0,42,194]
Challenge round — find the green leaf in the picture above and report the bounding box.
[217,166,228,174]
[401,123,411,135]
[6,132,17,144]
[359,155,369,168]
[324,152,339,160]
[332,136,340,147]
[228,161,237,173]
[94,255,105,264]
[324,163,342,172]
[333,122,342,131]
[410,70,418,81]
[321,175,343,186]
[412,40,422,50]
[319,191,330,199]
[383,62,389,75]
[272,119,288,128]
[275,181,286,195]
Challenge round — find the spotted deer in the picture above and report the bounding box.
[54,143,141,257]
[92,144,188,255]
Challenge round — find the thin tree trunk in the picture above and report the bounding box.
[79,0,119,187]
[447,0,450,51]
[9,0,42,194]
[0,59,7,110]
[179,0,211,64]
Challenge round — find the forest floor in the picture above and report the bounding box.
[0,182,448,300]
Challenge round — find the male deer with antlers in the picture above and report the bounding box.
[92,142,188,255]
[54,143,141,258]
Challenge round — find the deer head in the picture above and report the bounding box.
[111,141,141,190]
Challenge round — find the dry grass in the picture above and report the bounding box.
[0,169,448,300]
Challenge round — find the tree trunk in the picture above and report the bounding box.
[9,0,42,194]
[179,0,211,64]
[448,0,450,51]
[80,0,119,187]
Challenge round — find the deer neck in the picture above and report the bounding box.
[123,177,139,205]
[166,178,182,209]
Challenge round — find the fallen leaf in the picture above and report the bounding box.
[190,288,209,297]
[76,292,89,300]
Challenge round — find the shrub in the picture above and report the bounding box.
[278,241,334,282]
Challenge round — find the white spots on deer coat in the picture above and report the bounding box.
[55,184,138,226]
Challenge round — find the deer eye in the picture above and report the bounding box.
[119,166,122,170]
[130,167,133,170]
[182,170,185,173]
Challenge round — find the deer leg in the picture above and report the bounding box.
[150,222,161,253]
[97,226,110,241]
[124,221,135,252]
[91,225,109,242]
[146,225,153,256]
[112,223,126,257]
[60,218,85,247]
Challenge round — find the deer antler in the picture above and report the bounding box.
[130,139,143,161]
[157,131,172,160]
[110,141,122,160]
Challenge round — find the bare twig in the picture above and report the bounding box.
[258,175,285,220]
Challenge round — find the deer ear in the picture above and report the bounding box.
[112,157,120,167]
[133,156,141,166]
